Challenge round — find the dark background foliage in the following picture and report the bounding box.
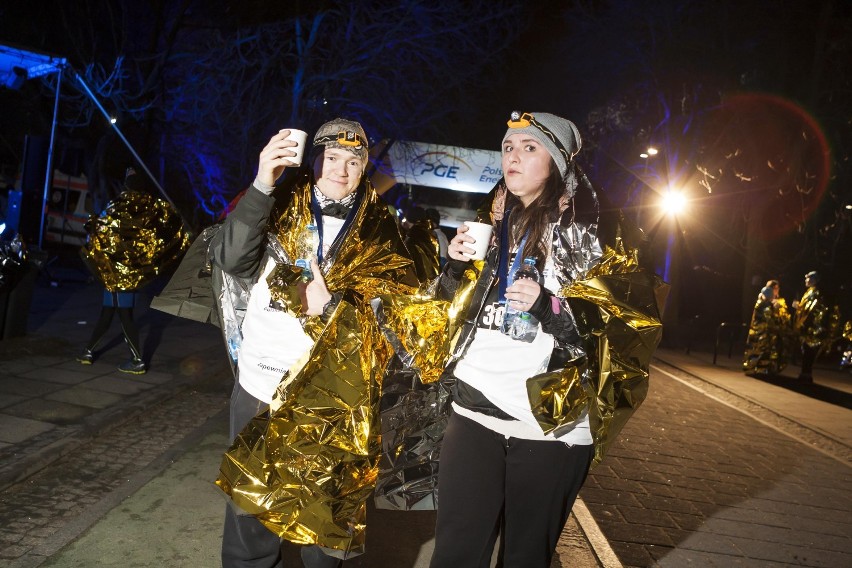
[1,0,850,326]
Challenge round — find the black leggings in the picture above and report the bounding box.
[430,412,593,568]
[800,343,820,377]
[86,306,142,359]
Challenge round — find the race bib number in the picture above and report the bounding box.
[477,301,505,331]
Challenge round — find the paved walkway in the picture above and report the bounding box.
[0,271,227,493]
[579,347,852,567]
[2,264,851,566]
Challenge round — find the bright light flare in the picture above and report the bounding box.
[661,190,687,216]
[647,147,659,156]
[109,117,117,124]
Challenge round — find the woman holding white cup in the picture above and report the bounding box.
[434,111,600,567]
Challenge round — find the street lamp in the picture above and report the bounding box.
[638,146,659,227]
[661,188,687,216]
[639,146,658,160]
[656,184,689,338]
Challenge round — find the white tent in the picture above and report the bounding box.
[0,44,66,247]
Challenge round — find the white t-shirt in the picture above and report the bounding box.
[237,215,346,404]
[434,228,449,261]
[453,252,592,445]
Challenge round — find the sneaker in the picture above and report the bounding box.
[77,350,94,365]
[118,358,146,375]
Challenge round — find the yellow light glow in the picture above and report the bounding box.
[661,190,687,216]
[647,147,659,156]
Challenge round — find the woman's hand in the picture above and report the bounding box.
[256,129,301,189]
[300,258,332,316]
[506,278,541,312]
[447,224,476,262]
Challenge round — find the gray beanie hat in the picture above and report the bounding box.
[502,111,582,181]
[312,118,368,162]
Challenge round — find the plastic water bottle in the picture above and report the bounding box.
[295,224,319,281]
[501,257,539,342]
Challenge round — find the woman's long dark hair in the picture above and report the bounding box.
[503,159,564,269]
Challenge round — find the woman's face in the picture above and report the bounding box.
[502,133,553,207]
[312,147,365,200]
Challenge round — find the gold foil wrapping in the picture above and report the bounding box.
[743,296,793,375]
[218,301,381,554]
[266,179,418,317]
[554,242,667,464]
[215,179,418,554]
[373,293,451,385]
[794,287,841,352]
[370,292,452,510]
[405,222,441,284]
[80,191,190,291]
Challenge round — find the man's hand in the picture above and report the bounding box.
[300,258,332,316]
[256,130,301,191]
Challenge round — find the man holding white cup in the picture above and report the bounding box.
[210,119,418,568]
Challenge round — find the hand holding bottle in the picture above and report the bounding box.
[505,277,541,312]
[502,257,541,342]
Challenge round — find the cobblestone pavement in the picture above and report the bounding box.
[0,382,231,567]
[580,359,852,567]
[0,366,600,568]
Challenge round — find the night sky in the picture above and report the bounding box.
[1,0,851,326]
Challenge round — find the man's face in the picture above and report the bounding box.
[312,147,365,200]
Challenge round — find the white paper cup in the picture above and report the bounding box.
[284,129,308,167]
[462,221,493,261]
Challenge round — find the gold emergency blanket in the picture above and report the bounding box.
[370,292,451,510]
[533,242,666,464]
[215,179,417,555]
[264,180,417,321]
[80,191,190,291]
[405,222,441,284]
[794,287,841,352]
[743,297,792,376]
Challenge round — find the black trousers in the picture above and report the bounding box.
[800,343,820,377]
[222,382,283,568]
[87,305,142,359]
[430,412,594,568]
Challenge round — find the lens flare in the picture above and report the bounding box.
[661,190,687,216]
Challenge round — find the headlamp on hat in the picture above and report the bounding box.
[506,110,572,165]
[314,130,364,149]
[507,111,533,128]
